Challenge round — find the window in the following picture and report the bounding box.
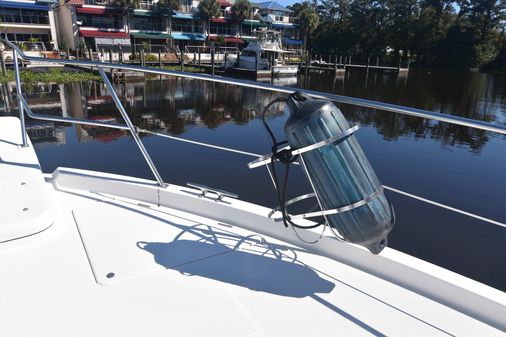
[77,13,122,29]
[131,16,164,31]
[6,33,50,50]
[171,18,193,33]
[242,24,254,36]
[0,7,49,24]
[194,21,204,33]
[241,50,256,57]
[210,22,235,36]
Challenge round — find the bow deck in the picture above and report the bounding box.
[0,116,505,336]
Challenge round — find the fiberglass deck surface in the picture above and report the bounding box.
[0,180,503,337]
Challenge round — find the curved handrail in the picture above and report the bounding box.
[4,39,505,230]
[6,41,166,187]
[2,38,506,136]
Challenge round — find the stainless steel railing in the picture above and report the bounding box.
[6,40,166,187]
[4,38,506,229]
[3,40,506,136]
[3,38,506,197]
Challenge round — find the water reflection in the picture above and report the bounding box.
[0,71,505,291]
[0,69,503,152]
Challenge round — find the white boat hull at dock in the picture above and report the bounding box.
[272,65,299,77]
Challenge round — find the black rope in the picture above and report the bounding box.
[261,97,323,230]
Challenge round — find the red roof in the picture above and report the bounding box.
[79,29,129,38]
[209,36,244,44]
[76,6,123,15]
[94,130,124,143]
[210,17,238,23]
[66,0,84,5]
[219,0,232,7]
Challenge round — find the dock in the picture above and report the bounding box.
[295,55,410,74]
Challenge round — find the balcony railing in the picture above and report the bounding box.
[77,15,123,29]
[133,44,170,53]
[84,0,114,5]
[16,42,47,52]
[0,12,49,25]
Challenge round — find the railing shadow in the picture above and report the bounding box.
[137,226,335,298]
[137,224,386,335]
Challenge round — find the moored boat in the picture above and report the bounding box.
[226,29,299,77]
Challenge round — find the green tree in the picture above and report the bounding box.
[384,0,418,63]
[231,0,252,36]
[293,1,319,51]
[115,0,140,11]
[467,0,506,66]
[114,0,140,31]
[412,0,454,66]
[158,0,180,12]
[198,0,220,35]
[348,0,387,59]
[158,0,180,42]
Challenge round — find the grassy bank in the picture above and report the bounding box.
[161,65,206,73]
[0,69,101,85]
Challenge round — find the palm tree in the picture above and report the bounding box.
[198,0,220,36]
[293,1,319,51]
[114,0,140,32]
[231,0,252,37]
[158,0,180,13]
[157,0,180,46]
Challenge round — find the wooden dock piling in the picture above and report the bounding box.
[180,49,184,72]
[211,43,215,76]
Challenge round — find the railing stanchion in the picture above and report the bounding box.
[2,38,506,136]
[13,50,27,147]
[97,67,165,187]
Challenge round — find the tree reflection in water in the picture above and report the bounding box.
[0,68,503,151]
[0,70,505,290]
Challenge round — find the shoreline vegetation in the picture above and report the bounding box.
[0,69,101,86]
[0,65,206,85]
[290,0,506,71]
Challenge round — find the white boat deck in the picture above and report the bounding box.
[1,117,505,336]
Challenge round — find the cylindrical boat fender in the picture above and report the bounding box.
[284,92,394,254]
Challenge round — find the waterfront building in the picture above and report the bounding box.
[54,0,130,52]
[253,1,301,50]
[0,0,59,52]
[50,0,302,54]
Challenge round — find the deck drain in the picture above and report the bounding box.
[22,207,28,211]
[106,272,115,279]
[20,182,26,185]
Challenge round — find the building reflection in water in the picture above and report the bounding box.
[0,71,504,292]
[0,69,504,152]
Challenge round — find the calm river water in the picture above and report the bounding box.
[1,68,505,290]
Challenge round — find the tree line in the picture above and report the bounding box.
[289,0,506,70]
